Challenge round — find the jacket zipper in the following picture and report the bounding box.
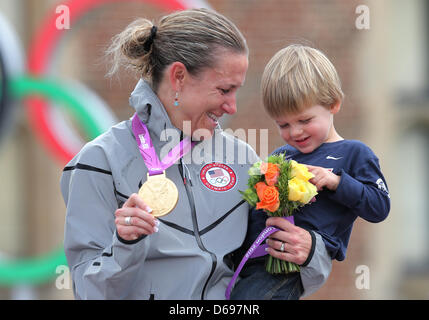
[179,158,217,300]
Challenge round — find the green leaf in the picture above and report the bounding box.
[239,188,258,207]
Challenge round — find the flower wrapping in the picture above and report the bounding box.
[240,154,318,274]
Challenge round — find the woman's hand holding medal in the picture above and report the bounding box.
[115,193,159,241]
[116,114,195,242]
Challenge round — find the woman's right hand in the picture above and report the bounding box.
[115,193,159,241]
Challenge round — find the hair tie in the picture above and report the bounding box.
[144,25,157,52]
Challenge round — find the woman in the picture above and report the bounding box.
[61,8,331,299]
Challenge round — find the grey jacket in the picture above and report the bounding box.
[60,80,331,299]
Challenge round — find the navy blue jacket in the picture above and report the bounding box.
[246,140,390,261]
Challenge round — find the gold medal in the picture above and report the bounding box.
[138,171,179,217]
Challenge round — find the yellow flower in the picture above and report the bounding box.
[288,177,318,204]
[302,181,318,204]
[290,160,314,181]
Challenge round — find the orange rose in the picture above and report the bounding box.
[260,162,280,186]
[255,181,280,213]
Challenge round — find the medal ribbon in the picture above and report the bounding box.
[131,113,195,175]
[225,216,294,300]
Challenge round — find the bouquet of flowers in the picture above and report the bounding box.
[240,153,318,274]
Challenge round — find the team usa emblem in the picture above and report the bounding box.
[200,163,237,192]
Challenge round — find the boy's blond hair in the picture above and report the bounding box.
[261,44,344,117]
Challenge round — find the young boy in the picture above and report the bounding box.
[231,44,390,300]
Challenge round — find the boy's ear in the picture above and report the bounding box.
[330,100,342,114]
[168,61,187,91]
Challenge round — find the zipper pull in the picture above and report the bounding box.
[185,165,193,187]
[180,158,193,187]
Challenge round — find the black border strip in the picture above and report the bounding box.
[158,200,246,237]
[116,230,146,245]
[63,163,112,175]
[158,219,194,236]
[101,248,113,257]
[114,188,129,200]
[300,230,316,267]
[200,200,246,236]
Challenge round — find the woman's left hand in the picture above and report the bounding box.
[265,216,312,265]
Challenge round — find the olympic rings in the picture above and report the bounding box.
[26,0,188,165]
[0,75,115,285]
[0,0,211,286]
[0,247,67,286]
[10,76,111,140]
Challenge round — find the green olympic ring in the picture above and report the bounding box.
[11,76,110,140]
[0,247,66,286]
[0,75,112,285]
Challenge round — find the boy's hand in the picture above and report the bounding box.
[305,165,340,191]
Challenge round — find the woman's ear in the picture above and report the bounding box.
[168,61,187,91]
[330,100,342,115]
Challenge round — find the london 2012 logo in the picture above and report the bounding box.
[200,163,237,192]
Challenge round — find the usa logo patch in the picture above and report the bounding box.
[200,162,237,192]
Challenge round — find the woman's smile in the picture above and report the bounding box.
[164,52,248,138]
[206,111,220,127]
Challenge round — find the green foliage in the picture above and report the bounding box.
[239,153,317,275]
[239,153,301,217]
[239,188,259,207]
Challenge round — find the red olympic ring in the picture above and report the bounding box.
[26,0,188,165]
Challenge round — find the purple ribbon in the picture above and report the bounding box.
[225,216,294,300]
[131,113,195,175]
